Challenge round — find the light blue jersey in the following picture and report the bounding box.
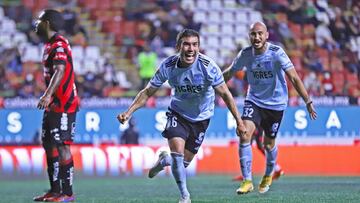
[150,53,224,122]
[230,42,294,110]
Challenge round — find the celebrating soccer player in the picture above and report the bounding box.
[117,29,247,203]
[33,9,78,202]
[223,22,317,195]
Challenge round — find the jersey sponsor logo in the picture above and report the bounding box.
[54,53,67,60]
[61,113,68,131]
[175,85,203,93]
[251,70,274,79]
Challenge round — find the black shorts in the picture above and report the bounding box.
[242,100,284,138]
[162,109,210,154]
[42,111,76,145]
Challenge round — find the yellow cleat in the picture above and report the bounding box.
[236,180,254,195]
[258,175,272,194]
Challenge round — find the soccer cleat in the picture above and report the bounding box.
[45,194,75,202]
[258,175,272,194]
[236,180,254,195]
[272,169,285,180]
[148,151,169,178]
[33,191,60,201]
[178,196,191,203]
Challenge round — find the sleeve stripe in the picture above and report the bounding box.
[150,81,161,87]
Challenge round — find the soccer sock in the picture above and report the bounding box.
[160,153,172,167]
[265,146,278,176]
[171,152,190,199]
[59,157,74,196]
[239,143,253,181]
[47,148,60,193]
[183,160,190,168]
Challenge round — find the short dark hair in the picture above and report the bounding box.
[175,29,200,50]
[39,9,64,32]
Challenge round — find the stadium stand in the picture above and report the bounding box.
[0,0,359,102]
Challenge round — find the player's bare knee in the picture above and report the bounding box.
[57,144,72,161]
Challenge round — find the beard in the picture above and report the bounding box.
[35,26,48,42]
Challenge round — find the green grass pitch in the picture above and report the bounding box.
[1,175,360,202]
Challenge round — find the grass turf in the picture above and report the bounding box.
[1,175,360,202]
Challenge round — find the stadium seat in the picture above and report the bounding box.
[181,0,195,10]
[235,11,249,24]
[194,10,207,23]
[331,70,345,95]
[72,59,84,75]
[221,36,236,50]
[208,11,221,23]
[222,11,235,23]
[250,11,263,22]
[221,24,234,33]
[0,6,4,20]
[13,32,28,45]
[206,35,220,49]
[345,72,359,87]
[72,46,85,60]
[84,46,101,60]
[98,0,111,10]
[196,0,209,9]
[0,18,16,33]
[209,0,222,9]
[234,24,248,35]
[223,0,237,8]
[22,44,41,62]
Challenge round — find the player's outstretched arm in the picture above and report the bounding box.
[214,83,247,136]
[37,64,65,110]
[285,68,317,120]
[117,84,158,124]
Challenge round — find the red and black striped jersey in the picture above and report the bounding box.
[42,33,79,113]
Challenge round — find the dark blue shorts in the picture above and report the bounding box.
[42,111,76,146]
[242,100,284,138]
[162,109,210,154]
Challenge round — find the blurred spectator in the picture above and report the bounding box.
[329,7,350,48]
[120,118,139,145]
[137,44,158,89]
[315,21,338,51]
[342,42,360,74]
[321,71,334,96]
[303,71,323,96]
[302,45,324,72]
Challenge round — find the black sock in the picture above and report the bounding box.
[60,158,74,196]
[47,156,60,193]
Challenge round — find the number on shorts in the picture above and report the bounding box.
[243,107,254,118]
[166,116,178,129]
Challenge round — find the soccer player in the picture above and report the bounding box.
[33,9,78,202]
[117,29,247,203]
[223,22,317,194]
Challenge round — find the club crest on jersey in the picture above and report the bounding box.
[264,61,272,69]
[193,74,203,83]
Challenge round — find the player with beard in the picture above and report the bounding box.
[223,22,317,194]
[117,29,247,203]
[33,9,78,202]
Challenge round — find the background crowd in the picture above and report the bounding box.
[0,0,359,104]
